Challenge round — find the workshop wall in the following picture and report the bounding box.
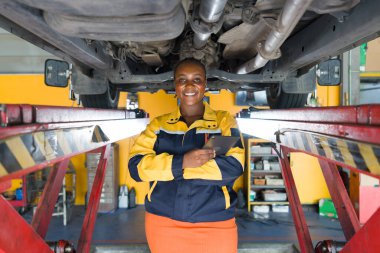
[0,74,80,106]
[365,38,380,71]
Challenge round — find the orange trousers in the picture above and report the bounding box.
[145,212,238,253]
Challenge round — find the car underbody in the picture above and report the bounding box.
[0,0,379,108]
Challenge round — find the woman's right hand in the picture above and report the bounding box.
[182,149,216,168]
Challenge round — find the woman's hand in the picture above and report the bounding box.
[182,149,216,168]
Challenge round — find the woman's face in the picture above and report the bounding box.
[174,62,206,106]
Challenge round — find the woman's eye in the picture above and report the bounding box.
[194,78,201,83]
[176,78,186,84]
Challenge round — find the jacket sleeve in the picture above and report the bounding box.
[183,112,245,186]
[128,118,183,182]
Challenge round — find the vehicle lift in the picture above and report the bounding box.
[0,104,148,253]
[238,104,380,253]
[0,103,379,253]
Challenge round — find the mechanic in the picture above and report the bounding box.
[128,58,245,253]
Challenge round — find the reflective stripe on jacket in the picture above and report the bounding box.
[128,102,245,222]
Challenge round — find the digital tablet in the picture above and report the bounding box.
[203,136,240,155]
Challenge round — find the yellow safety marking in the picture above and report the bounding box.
[336,139,356,168]
[93,126,103,142]
[6,137,35,169]
[294,132,305,151]
[147,181,157,202]
[358,143,380,175]
[360,72,380,78]
[33,132,56,161]
[222,186,230,209]
[305,134,319,155]
[57,131,72,155]
[319,136,334,161]
[0,162,8,177]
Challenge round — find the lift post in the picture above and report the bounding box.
[0,104,148,253]
[237,104,380,253]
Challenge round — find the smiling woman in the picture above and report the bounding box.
[128,58,245,253]
[174,58,207,125]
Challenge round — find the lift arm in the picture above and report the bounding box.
[0,104,148,183]
[238,105,380,178]
[237,104,380,253]
[0,104,148,253]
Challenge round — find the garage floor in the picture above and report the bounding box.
[23,205,345,252]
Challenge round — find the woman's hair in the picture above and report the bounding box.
[173,58,206,77]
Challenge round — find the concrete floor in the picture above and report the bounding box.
[25,205,346,252]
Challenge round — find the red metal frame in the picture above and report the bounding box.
[237,104,380,253]
[77,145,111,253]
[2,103,379,252]
[279,146,314,253]
[318,159,360,241]
[0,104,148,252]
[340,207,380,253]
[0,195,53,253]
[0,180,11,193]
[32,159,69,238]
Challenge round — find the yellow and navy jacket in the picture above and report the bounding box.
[128,102,245,222]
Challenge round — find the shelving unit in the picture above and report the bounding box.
[247,138,288,212]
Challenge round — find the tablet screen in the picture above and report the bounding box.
[203,136,240,155]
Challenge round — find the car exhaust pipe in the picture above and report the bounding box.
[236,0,314,74]
[192,0,227,49]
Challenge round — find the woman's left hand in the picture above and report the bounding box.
[182,149,216,168]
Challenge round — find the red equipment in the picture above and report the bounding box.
[0,104,148,253]
[237,104,380,253]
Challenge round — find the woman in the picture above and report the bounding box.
[128,58,245,253]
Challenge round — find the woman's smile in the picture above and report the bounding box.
[174,62,206,106]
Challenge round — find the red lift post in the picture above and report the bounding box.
[0,104,148,253]
[237,104,380,253]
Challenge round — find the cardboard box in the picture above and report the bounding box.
[253,205,270,213]
[272,205,289,213]
[266,179,284,186]
[366,38,380,71]
[251,146,272,155]
[253,179,266,185]
[262,190,287,201]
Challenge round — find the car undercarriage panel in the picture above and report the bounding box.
[0,0,378,98]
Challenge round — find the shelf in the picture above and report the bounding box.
[247,138,288,212]
[250,201,289,205]
[251,170,282,173]
[251,185,285,189]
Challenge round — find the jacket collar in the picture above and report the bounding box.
[166,102,217,127]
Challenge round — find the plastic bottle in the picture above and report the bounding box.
[118,185,129,208]
[128,187,136,209]
[15,188,23,200]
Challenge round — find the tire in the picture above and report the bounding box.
[266,85,308,109]
[80,84,119,109]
